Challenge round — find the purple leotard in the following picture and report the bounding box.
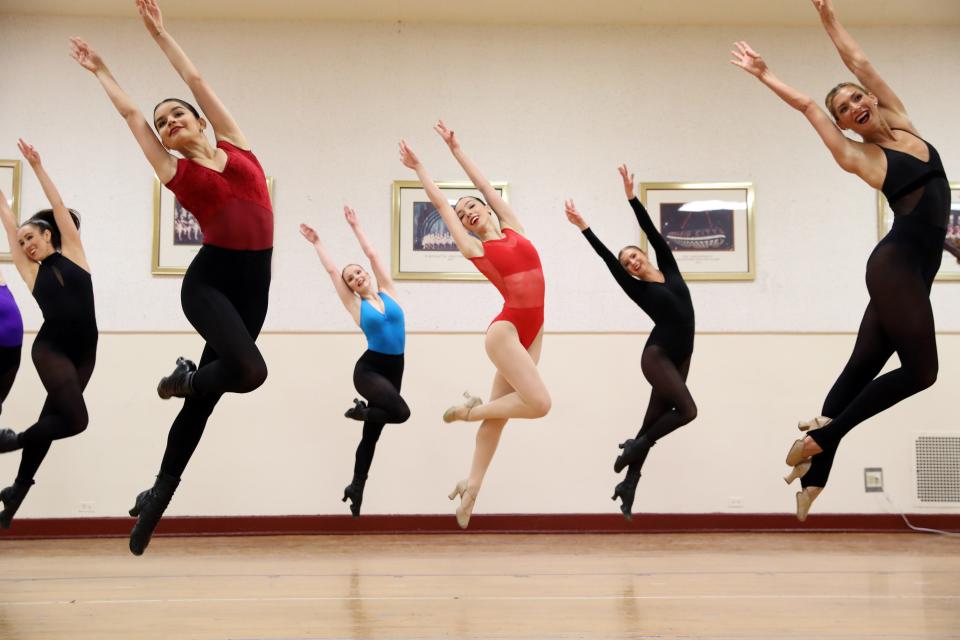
[0,285,24,348]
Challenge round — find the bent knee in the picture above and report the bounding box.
[234,358,268,393]
[915,366,938,391]
[67,413,89,437]
[529,393,552,418]
[395,403,411,424]
[680,401,698,424]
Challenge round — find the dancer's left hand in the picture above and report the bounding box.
[299,223,319,244]
[136,0,165,36]
[344,206,359,227]
[729,41,768,78]
[17,139,41,166]
[564,199,588,231]
[434,120,460,151]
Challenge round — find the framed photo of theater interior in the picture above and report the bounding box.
[151,176,275,275]
[877,182,960,281]
[0,160,22,262]
[638,182,756,281]
[391,180,509,281]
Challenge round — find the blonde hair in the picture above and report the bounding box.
[825,82,869,121]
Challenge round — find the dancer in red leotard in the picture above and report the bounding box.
[399,122,550,529]
[72,0,272,554]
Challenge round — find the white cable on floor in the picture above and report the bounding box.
[881,489,960,538]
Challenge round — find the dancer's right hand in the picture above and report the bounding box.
[136,0,166,37]
[618,164,635,200]
[729,41,768,78]
[69,37,105,73]
[810,0,835,20]
[299,223,319,244]
[398,140,421,169]
[564,199,588,231]
[344,206,360,227]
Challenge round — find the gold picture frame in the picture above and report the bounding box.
[151,176,274,275]
[391,180,509,281]
[877,182,960,282]
[638,182,756,281]
[0,160,22,262]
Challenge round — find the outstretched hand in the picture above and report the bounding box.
[729,41,768,78]
[136,0,165,36]
[69,37,105,73]
[564,199,588,231]
[17,139,41,167]
[434,120,459,151]
[618,164,636,199]
[810,0,835,20]
[299,223,320,244]
[398,140,421,170]
[344,206,360,227]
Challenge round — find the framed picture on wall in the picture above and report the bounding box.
[391,180,509,281]
[877,182,960,281]
[0,160,22,262]
[638,182,756,281]
[151,176,275,275]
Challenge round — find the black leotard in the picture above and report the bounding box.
[804,131,948,488]
[581,197,695,362]
[32,252,98,356]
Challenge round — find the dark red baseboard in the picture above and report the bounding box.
[0,512,958,540]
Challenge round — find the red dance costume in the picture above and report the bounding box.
[165,140,273,250]
[469,228,545,349]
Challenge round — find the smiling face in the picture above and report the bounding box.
[341,264,373,294]
[618,245,652,279]
[454,197,493,234]
[17,223,55,262]
[153,99,205,152]
[826,83,880,135]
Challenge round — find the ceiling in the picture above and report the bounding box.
[2,0,959,26]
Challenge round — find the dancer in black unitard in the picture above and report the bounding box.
[72,0,273,554]
[565,166,696,520]
[0,140,96,529]
[732,0,949,519]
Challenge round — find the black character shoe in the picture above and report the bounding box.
[344,398,368,421]
[0,428,21,454]
[157,357,197,400]
[613,435,654,474]
[611,466,642,521]
[129,472,181,556]
[0,480,34,529]
[342,475,367,517]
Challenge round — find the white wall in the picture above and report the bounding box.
[0,15,958,518]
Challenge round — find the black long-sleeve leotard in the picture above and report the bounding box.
[582,197,695,362]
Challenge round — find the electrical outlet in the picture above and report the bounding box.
[727,496,745,509]
[79,501,95,514]
[864,468,883,493]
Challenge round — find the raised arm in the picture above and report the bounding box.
[434,121,523,234]
[17,140,88,270]
[137,0,248,149]
[299,223,360,321]
[0,188,35,286]
[344,206,395,297]
[730,41,877,184]
[617,165,677,275]
[811,0,911,127]
[70,37,177,183]
[398,140,483,259]
[565,199,641,296]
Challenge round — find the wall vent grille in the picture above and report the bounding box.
[916,435,960,504]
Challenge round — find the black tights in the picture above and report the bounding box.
[16,340,96,484]
[160,246,271,478]
[0,345,21,415]
[804,226,940,488]
[635,345,696,444]
[352,351,409,480]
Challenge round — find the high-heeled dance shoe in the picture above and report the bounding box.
[342,474,367,517]
[129,472,181,556]
[795,487,822,522]
[783,459,812,484]
[787,415,833,466]
[157,357,197,400]
[448,479,477,529]
[0,428,21,453]
[344,398,368,421]
[0,480,34,529]
[613,436,653,474]
[442,392,482,423]
[611,466,642,521]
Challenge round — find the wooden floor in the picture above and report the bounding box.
[1,533,959,639]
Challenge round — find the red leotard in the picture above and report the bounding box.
[164,140,273,250]
[469,228,545,349]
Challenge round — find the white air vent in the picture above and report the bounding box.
[915,435,960,504]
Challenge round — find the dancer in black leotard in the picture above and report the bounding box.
[0,140,96,529]
[733,0,949,519]
[564,165,696,520]
[73,0,273,554]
